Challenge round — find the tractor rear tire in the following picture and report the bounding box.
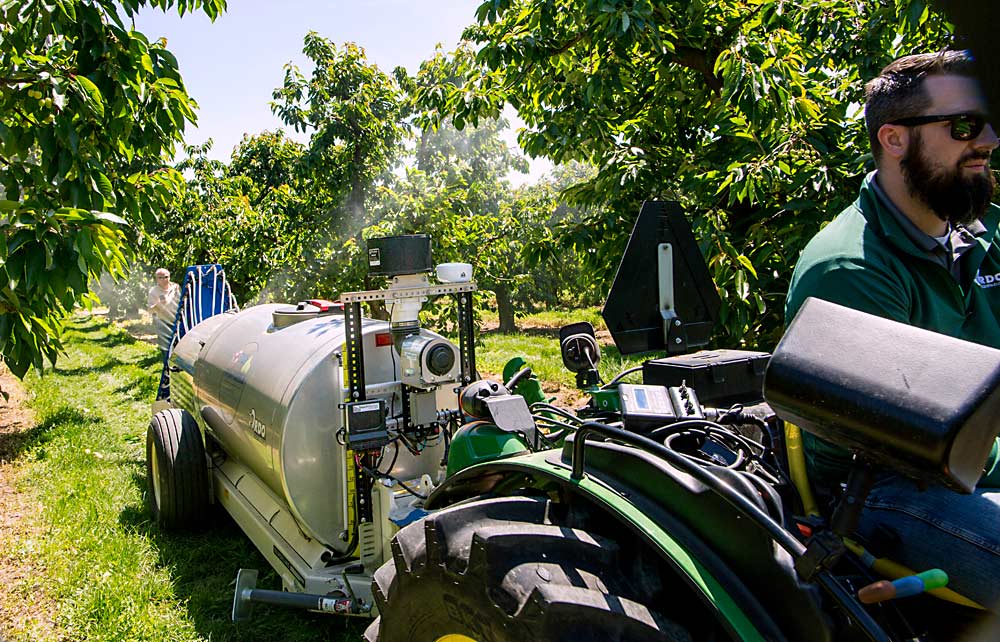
[146,408,209,530]
[365,496,691,642]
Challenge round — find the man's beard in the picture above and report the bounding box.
[900,130,996,226]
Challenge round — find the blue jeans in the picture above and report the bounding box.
[857,475,1000,611]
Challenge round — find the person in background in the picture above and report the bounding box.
[785,50,1000,610]
[147,268,180,355]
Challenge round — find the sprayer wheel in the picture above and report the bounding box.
[364,496,691,642]
[146,408,209,530]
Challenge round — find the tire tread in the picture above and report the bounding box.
[146,408,209,530]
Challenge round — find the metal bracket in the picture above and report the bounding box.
[658,242,676,324]
[457,290,476,385]
[340,282,476,303]
[659,242,688,353]
[232,568,259,622]
[794,530,847,582]
[343,301,366,402]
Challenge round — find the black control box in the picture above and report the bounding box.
[344,399,390,451]
[642,349,769,408]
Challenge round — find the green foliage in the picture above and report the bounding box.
[272,33,406,228]
[517,162,607,310]
[146,139,303,304]
[92,261,153,319]
[0,0,224,377]
[437,0,954,348]
[232,34,411,305]
[370,46,603,330]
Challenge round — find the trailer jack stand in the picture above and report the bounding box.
[231,568,362,621]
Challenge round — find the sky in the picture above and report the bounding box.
[134,0,551,184]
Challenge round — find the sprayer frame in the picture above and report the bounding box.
[340,281,478,403]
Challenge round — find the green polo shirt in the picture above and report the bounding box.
[785,172,1000,489]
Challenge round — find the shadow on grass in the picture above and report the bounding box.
[53,360,127,376]
[54,352,160,377]
[136,354,164,370]
[0,406,98,462]
[113,376,159,402]
[92,332,139,349]
[67,317,106,332]
[120,472,366,642]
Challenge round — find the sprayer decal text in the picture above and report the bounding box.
[249,408,266,440]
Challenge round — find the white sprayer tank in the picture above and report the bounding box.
[170,304,454,550]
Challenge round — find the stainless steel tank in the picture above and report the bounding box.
[170,304,455,549]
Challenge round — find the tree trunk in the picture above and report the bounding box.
[495,285,517,333]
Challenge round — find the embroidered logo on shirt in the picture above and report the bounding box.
[974,270,1000,288]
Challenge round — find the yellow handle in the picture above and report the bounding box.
[784,422,820,517]
[843,539,984,609]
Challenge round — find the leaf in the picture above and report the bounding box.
[88,210,128,226]
[72,76,105,118]
[736,254,758,279]
[95,172,115,202]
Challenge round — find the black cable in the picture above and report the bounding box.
[711,407,792,487]
[439,415,454,468]
[375,441,400,477]
[664,428,748,470]
[600,365,644,389]
[647,418,731,439]
[533,415,581,431]
[573,421,803,554]
[585,351,605,384]
[651,419,787,486]
[534,429,560,449]
[530,403,583,424]
[357,461,428,500]
[396,430,422,455]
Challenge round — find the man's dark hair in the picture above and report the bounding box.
[864,50,976,160]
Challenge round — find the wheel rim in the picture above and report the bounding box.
[434,636,477,642]
[151,447,162,509]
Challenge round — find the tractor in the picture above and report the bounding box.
[147,203,1000,641]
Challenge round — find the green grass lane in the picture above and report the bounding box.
[7,314,363,642]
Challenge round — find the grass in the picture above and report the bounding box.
[1,308,645,641]
[478,306,607,332]
[477,332,646,388]
[2,314,364,642]
[477,307,645,389]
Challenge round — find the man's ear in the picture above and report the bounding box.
[877,124,909,160]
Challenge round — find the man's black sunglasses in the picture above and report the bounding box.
[889,113,990,141]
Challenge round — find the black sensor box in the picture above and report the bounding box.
[344,399,390,451]
[367,235,432,277]
[642,349,769,408]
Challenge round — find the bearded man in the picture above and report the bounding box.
[785,50,1000,610]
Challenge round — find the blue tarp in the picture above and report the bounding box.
[155,264,238,401]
